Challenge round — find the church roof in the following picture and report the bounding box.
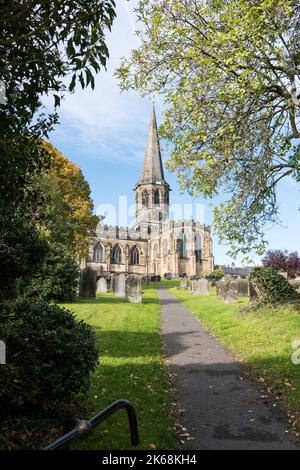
[140,106,166,184]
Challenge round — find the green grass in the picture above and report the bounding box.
[62,284,178,450]
[163,279,300,433]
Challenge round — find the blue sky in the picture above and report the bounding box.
[47,0,300,266]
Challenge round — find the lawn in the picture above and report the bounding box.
[163,279,300,434]
[62,284,178,450]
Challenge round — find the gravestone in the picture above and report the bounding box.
[189,279,196,293]
[224,278,238,304]
[289,280,300,293]
[79,267,97,298]
[249,282,259,303]
[180,277,188,289]
[126,275,142,303]
[223,289,238,304]
[107,275,114,292]
[96,277,107,294]
[114,273,126,298]
[191,278,209,295]
[237,278,249,297]
[141,275,150,285]
[216,280,224,300]
[216,275,238,303]
[151,275,161,282]
[198,278,209,295]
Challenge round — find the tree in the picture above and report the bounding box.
[0,1,116,135]
[0,2,114,299]
[286,251,300,277]
[262,249,289,271]
[35,142,99,259]
[118,0,300,259]
[262,249,300,277]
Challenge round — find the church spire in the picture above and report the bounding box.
[140,106,165,183]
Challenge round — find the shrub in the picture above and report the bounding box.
[0,216,49,300]
[0,300,98,410]
[23,243,80,301]
[206,268,225,280]
[249,267,299,307]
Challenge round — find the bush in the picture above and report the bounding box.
[206,268,225,280]
[0,300,98,410]
[23,243,80,301]
[249,267,299,307]
[0,215,49,300]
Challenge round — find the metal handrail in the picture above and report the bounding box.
[43,400,139,450]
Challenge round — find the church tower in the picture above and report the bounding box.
[134,107,171,237]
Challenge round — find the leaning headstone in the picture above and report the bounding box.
[126,275,142,303]
[79,267,97,298]
[114,273,126,298]
[96,277,107,294]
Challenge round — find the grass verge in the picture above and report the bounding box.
[62,284,178,450]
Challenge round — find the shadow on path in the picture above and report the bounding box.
[158,287,299,450]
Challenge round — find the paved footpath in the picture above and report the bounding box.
[158,287,299,450]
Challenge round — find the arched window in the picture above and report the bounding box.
[195,233,202,261]
[111,245,122,264]
[142,190,149,207]
[148,226,152,235]
[130,246,140,265]
[179,232,188,259]
[154,189,160,205]
[93,243,104,262]
[159,212,163,221]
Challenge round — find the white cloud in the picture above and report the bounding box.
[46,0,154,164]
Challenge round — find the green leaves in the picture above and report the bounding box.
[0,1,116,134]
[249,267,299,307]
[117,0,300,259]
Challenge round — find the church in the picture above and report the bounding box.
[84,108,214,278]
